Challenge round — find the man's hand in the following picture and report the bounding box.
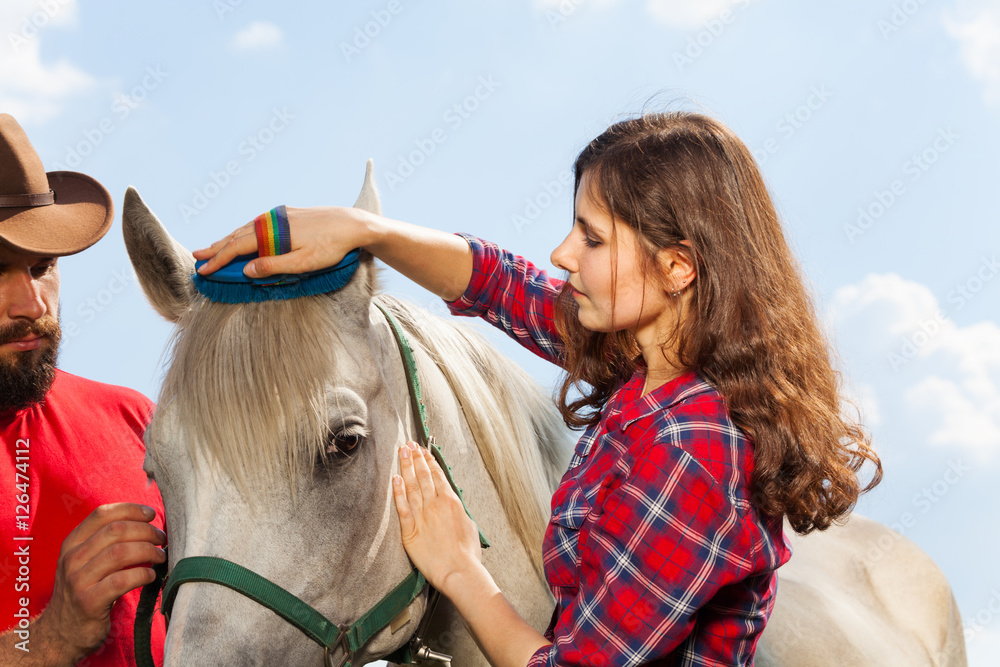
[29,503,166,665]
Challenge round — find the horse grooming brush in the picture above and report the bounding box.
[192,205,361,304]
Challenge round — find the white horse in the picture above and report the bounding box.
[123,163,966,666]
[758,515,967,666]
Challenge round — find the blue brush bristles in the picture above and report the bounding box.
[192,250,361,304]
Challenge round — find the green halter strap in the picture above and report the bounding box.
[377,303,491,549]
[134,302,489,667]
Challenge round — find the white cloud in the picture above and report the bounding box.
[0,0,77,31]
[534,0,625,10]
[907,374,1000,451]
[230,21,285,53]
[829,273,1000,457]
[532,0,755,31]
[944,0,1000,105]
[644,0,750,30]
[829,273,941,340]
[0,0,95,123]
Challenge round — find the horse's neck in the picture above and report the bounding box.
[406,343,553,663]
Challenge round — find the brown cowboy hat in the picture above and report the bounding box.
[0,113,113,256]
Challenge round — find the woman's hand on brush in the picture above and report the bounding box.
[193,205,474,301]
[193,206,373,278]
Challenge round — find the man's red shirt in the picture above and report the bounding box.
[1,369,166,666]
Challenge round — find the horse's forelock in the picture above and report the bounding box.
[152,292,352,498]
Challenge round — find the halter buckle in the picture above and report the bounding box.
[323,625,354,667]
[409,637,452,665]
[404,588,452,665]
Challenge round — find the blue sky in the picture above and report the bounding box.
[3,0,998,663]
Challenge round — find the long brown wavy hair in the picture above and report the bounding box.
[555,111,882,534]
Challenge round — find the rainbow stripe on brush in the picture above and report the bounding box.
[254,205,292,256]
[192,203,362,303]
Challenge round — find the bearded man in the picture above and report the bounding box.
[0,114,166,666]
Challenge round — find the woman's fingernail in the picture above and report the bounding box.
[245,262,257,278]
[407,441,418,450]
[400,446,410,459]
[393,475,402,486]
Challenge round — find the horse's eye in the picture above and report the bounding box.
[335,433,363,452]
[326,429,366,457]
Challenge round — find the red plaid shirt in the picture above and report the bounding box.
[445,235,791,666]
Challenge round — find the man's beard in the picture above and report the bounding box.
[0,316,61,415]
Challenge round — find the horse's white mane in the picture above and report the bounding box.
[148,289,568,573]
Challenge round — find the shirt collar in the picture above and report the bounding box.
[615,368,716,430]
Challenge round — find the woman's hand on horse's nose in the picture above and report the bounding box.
[393,442,483,593]
[193,206,372,278]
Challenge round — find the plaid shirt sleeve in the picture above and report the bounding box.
[444,233,566,367]
[528,426,761,666]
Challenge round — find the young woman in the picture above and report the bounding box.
[195,111,882,666]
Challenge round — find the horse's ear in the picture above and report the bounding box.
[352,159,381,216]
[122,187,197,323]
